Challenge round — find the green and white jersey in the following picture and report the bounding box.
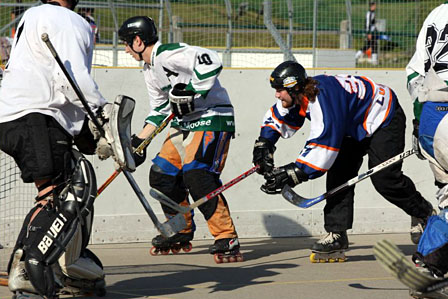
[143,42,235,132]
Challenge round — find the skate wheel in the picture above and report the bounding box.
[337,258,346,263]
[319,259,326,263]
[182,243,193,253]
[228,256,237,263]
[214,254,223,264]
[161,248,170,255]
[328,258,336,263]
[310,253,318,263]
[221,256,229,263]
[149,246,159,256]
[171,245,181,254]
[236,255,244,262]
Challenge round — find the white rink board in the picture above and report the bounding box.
[89,68,436,243]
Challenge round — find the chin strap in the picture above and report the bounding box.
[129,44,147,61]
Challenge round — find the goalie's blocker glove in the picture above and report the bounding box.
[169,83,196,117]
[253,137,276,174]
[131,134,147,167]
[261,163,308,194]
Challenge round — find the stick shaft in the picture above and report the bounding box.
[188,165,259,210]
[96,113,175,197]
[282,149,416,208]
[41,33,103,134]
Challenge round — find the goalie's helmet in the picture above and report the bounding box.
[270,61,307,91]
[41,0,79,10]
[118,16,158,46]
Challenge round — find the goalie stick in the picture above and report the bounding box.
[122,170,185,237]
[281,149,416,208]
[41,34,183,237]
[150,166,259,218]
[96,113,175,196]
[41,33,104,135]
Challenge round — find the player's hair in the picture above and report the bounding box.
[302,77,319,102]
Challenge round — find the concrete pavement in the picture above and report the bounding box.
[0,233,417,299]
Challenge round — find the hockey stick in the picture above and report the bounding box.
[150,165,260,216]
[41,33,104,135]
[282,149,416,209]
[122,170,185,237]
[41,34,183,237]
[96,113,175,196]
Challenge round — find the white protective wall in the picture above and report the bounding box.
[89,67,437,244]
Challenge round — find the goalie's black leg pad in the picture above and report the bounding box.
[24,256,56,297]
[14,204,78,297]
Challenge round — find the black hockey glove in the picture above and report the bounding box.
[169,83,196,117]
[261,163,308,195]
[253,137,276,174]
[412,119,426,160]
[74,116,97,155]
[131,135,147,167]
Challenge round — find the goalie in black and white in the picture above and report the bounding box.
[253,61,434,263]
[0,0,135,297]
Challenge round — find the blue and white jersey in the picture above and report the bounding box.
[260,74,396,179]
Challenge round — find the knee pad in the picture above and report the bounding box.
[184,169,227,220]
[61,248,104,282]
[150,164,188,215]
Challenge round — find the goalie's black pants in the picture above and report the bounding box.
[324,104,433,233]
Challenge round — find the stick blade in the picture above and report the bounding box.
[161,213,187,237]
[281,185,323,208]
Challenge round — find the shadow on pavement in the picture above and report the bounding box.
[86,262,299,298]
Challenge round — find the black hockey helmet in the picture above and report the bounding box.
[118,16,158,47]
[270,61,307,93]
[41,0,79,10]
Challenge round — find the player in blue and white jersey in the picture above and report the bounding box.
[253,61,433,262]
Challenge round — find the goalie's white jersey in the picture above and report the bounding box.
[406,2,448,103]
[143,42,235,132]
[0,4,107,136]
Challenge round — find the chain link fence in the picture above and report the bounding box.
[0,0,443,69]
[0,151,35,272]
